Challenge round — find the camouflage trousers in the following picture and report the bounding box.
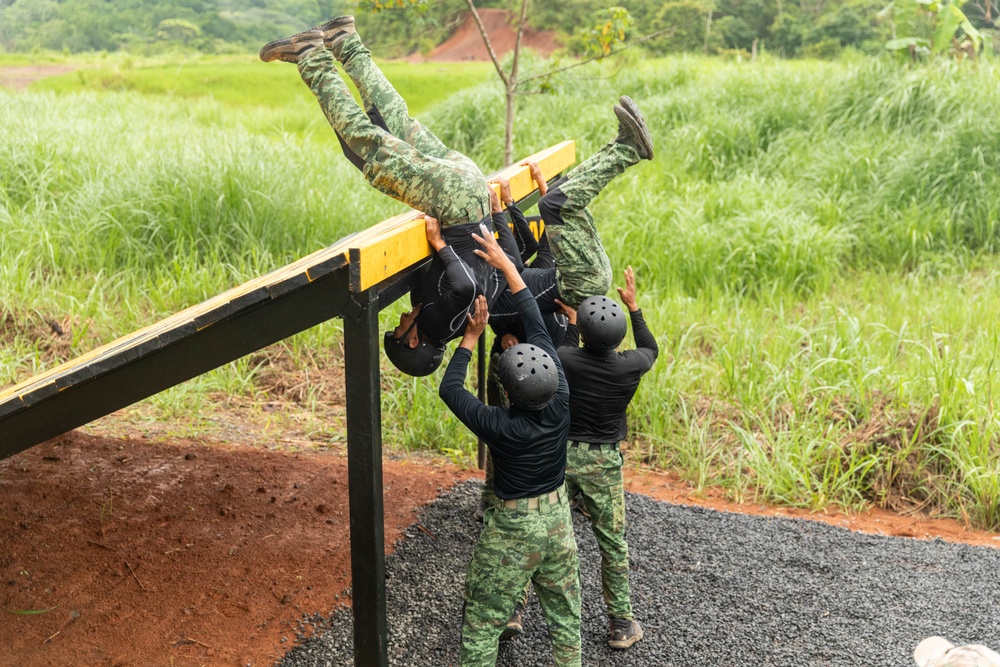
[462,487,582,667]
[549,140,641,307]
[564,443,633,619]
[297,35,491,226]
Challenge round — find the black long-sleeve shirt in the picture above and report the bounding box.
[439,289,571,499]
[414,213,510,344]
[507,201,554,271]
[557,309,658,443]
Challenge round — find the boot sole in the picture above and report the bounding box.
[259,31,324,62]
[499,625,523,642]
[613,105,654,160]
[608,624,644,650]
[314,16,356,37]
[619,95,647,128]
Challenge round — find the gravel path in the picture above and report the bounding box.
[277,481,1000,666]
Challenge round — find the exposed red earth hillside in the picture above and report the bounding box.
[425,8,558,62]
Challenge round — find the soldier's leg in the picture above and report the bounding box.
[460,507,543,666]
[531,497,582,667]
[333,33,459,162]
[571,444,633,620]
[538,140,641,307]
[297,48,489,225]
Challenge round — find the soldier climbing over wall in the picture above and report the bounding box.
[261,17,536,377]
[260,17,652,380]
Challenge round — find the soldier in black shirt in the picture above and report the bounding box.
[556,266,658,650]
[439,228,582,667]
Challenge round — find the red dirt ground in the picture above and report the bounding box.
[0,66,77,92]
[425,8,558,62]
[0,432,474,667]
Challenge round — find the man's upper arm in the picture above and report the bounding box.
[440,348,506,440]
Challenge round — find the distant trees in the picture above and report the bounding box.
[0,0,335,53]
[0,0,996,58]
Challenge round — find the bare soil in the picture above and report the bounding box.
[424,8,558,62]
[0,66,77,92]
[0,432,474,667]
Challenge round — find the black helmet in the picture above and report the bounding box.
[498,343,559,411]
[577,295,626,350]
[383,321,444,377]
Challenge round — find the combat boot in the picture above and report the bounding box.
[613,103,654,161]
[259,29,325,63]
[499,603,524,641]
[314,15,357,52]
[619,95,647,130]
[608,617,643,649]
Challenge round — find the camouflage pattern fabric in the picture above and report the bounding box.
[549,140,641,307]
[462,489,582,666]
[297,42,491,226]
[564,443,633,619]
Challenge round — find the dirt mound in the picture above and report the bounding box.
[0,432,473,667]
[426,8,558,62]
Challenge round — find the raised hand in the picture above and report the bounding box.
[519,159,547,196]
[472,223,514,271]
[424,214,445,252]
[554,298,577,326]
[489,176,514,206]
[616,265,638,312]
[460,295,490,351]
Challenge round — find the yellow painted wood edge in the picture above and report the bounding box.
[352,140,576,292]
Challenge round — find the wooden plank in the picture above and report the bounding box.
[349,140,576,292]
[0,269,352,459]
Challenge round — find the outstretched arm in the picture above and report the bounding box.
[618,265,658,369]
[439,295,506,438]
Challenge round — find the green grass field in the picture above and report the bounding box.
[4,53,1000,528]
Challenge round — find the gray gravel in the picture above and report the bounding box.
[276,481,1000,666]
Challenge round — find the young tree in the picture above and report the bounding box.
[355,0,638,165]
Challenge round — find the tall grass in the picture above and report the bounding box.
[5,55,1000,528]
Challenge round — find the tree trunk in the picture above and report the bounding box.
[503,0,530,166]
[504,85,516,166]
[705,9,713,53]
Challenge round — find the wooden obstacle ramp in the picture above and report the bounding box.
[0,139,575,458]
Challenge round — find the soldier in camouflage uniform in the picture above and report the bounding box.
[477,115,654,641]
[260,18,506,377]
[439,226,581,666]
[554,265,659,649]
